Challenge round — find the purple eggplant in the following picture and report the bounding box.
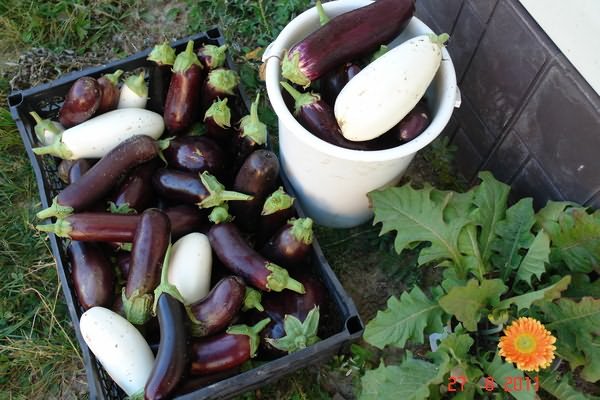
[162,135,227,178]
[58,76,102,128]
[163,205,210,240]
[123,209,170,325]
[200,68,239,112]
[197,44,228,70]
[321,62,361,106]
[187,276,245,337]
[229,149,280,232]
[108,159,159,214]
[147,42,176,115]
[58,158,92,185]
[281,0,415,87]
[189,318,270,375]
[280,82,372,151]
[116,250,131,279]
[250,271,325,358]
[261,217,313,268]
[144,293,189,400]
[370,100,431,150]
[208,223,304,294]
[232,93,267,169]
[68,241,115,310]
[153,169,251,208]
[164,41,204,134]
[256,187,296,247]
[36,212,139,242]
[36,135,162,220]
[97,70,123,114]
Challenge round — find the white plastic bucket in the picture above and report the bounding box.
[264,0,459,228]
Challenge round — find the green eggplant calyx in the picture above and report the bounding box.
[147,42,176,66]
[242,287,264,312]
[239,93,267,145]
[198,171,253,209]
[207,69,240,96]
[289,217,314,245]
[122,288,153,325]
[201,44,228,69]
[204,98,232,128]
[265,306,320,353]
[173,40,202,73]
[265,263,305,293]
[281,50,311,88]
[227,318,271,357]
[280,81,319,115]
[35,218,73,238]
[103,69,124,86]
[36,197,74,220]
[124,71,148,98]
[32,139,73,159]
[262,187,294,215]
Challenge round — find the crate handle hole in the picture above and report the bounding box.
[345,315,363,335]
[8,93,23,108]
[207,28,221,39]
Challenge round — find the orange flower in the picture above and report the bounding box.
[498,317,556,372]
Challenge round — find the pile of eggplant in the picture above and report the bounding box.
[279,0,441,151]
[33,39,327,400]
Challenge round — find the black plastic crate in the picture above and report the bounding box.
[8,28,363,399]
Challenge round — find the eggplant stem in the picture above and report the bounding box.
[429,33,450,46]
[280,81,318,115]
[103,69,124,86]
[35,219,72,238]
[239,93,267,145]
[122,287,153,325]
[266,306,320,353]
[201,44,228,69]
[36,198,74,220]
[281,50,311,88]
[207,69,240,96]
[197,171,253,209]
[124,71,148,98]
[153,242,184,313]
[185,306,208,337]
[129,389,145,400]
[32,139,73,159]
[147,42,176,66]
[204,98,232,128]
[173,40,202,73]
[265,263,305,293]
[262,187,294,215]
[209,205,233,224]
[29,111,43,124]
[226,318,271,357]
[242,287,264,312]
[290,217,314,245]
[316,0,330,25]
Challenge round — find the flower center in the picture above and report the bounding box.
[515,334,537,354]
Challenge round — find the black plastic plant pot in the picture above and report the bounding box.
[8,28,363,400]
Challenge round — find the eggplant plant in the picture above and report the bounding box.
[358,171,600,400]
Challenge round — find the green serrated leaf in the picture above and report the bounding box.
[542,297,600,382]
[483,353,536,400]
[538,371,598,400]
[535,200,578,236]
[471,171,510,263]
[359,356,449,400]
[458,224,486,280]
[490,198,536,275]
[370,185,471,270]
[550,209,600,273]
[564,274,600,300]
[515,230,550,287]
[439,279,507,331]
[363,286,444,349]
[496,275,570,312]
[438,332,474,364]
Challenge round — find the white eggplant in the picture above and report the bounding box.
[117,72,148,109]
[334,34,448,142]
[32,108,164,159]
[79,306,154,397]
[167,232,212,305]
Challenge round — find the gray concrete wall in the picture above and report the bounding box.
[417,0,600,208]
